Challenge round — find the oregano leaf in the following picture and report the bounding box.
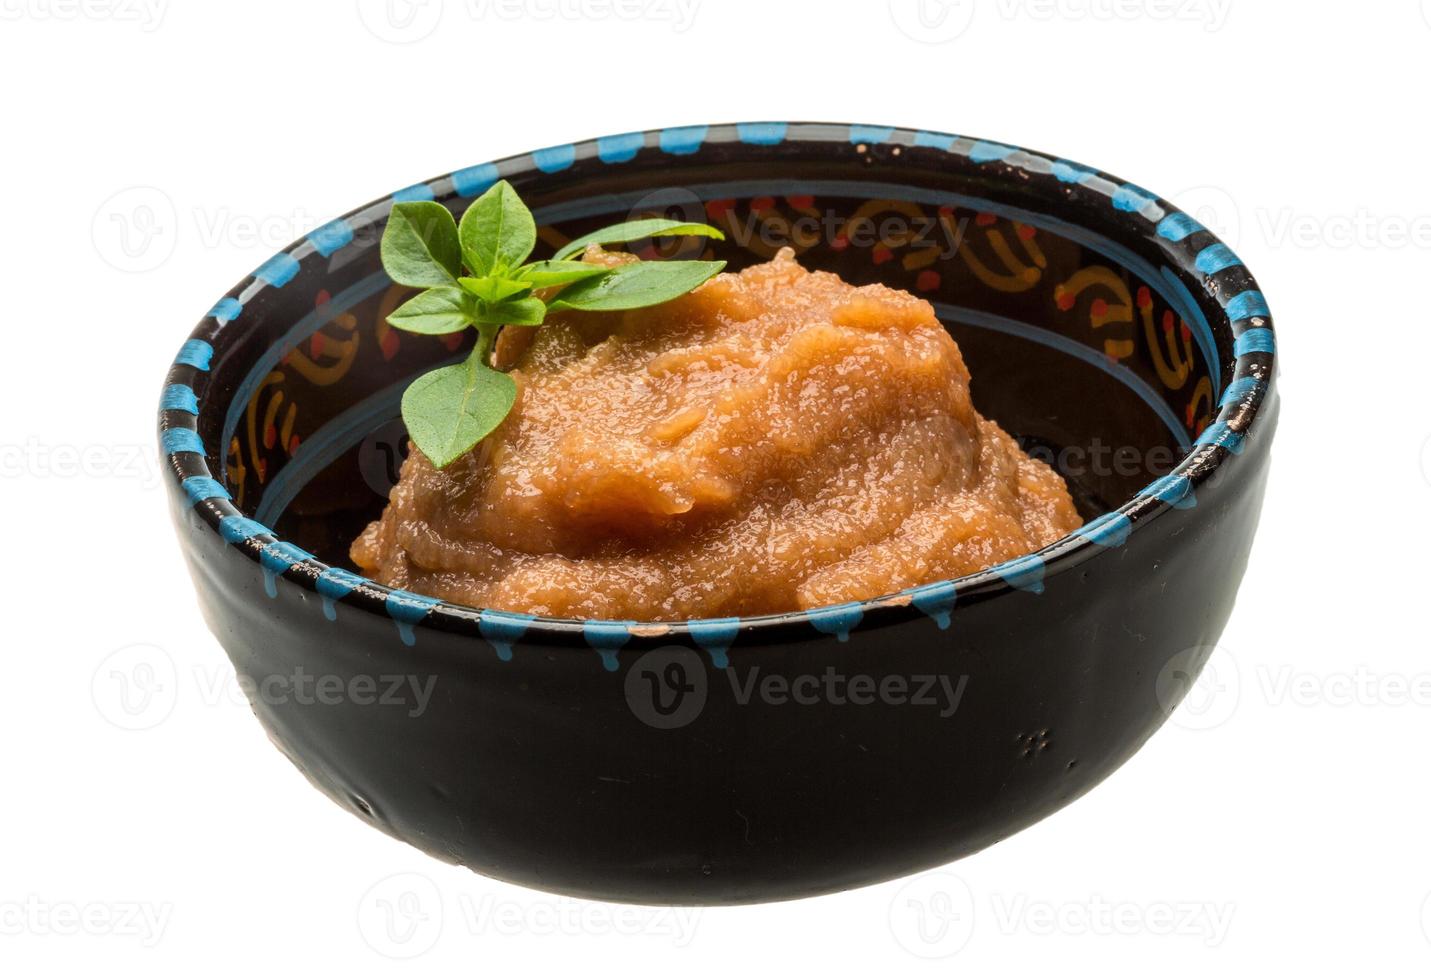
[459,179,536,276]
[380,201,461,287]
[473,295,546,327]
[401,349,518,469]
[387,286,472,335]
[553,218,725,261]
[547,260,725,312]
[515,259,612,289]
[459,276,532,305]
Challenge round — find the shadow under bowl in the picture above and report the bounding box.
[160,122,1278,905]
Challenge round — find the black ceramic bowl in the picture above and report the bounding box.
[160,122,1278,905]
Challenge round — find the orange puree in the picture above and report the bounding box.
[352,247,1081,620]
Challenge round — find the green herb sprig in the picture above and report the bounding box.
[379,180,725,468]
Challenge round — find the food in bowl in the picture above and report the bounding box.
[353,241,1081,619]
[160,123,1278,904]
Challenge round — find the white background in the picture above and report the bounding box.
[2,0,1427,974]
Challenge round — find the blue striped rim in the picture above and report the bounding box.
[161,428,204,455]
[254,253,300,287]
[658,125,707,155]
[307,218,354,258]
[175,339,213,370]
[160,383,199,414]
[1156,213,1204,242]
[596,132,644,163]
[1226,290,1270,321]
[391,184,435,203]
[737,122,787,146]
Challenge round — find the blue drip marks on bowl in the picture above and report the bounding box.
[687,618,741,668]
[808,603,864,641]
[480,611,536,662]
[584,620,637,671]
[385,590,443,646]
[907,581,958,629]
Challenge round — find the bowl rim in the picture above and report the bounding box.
[158,120,1277,649]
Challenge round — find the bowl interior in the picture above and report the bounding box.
[195,130,1226,573]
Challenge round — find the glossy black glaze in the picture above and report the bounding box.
[161,123,1278,904]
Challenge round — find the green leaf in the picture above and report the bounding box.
[458,276,532,304]
[459,179,536,276]
[547,260,726,312]
[514,259,611,289]
[387,286,472,335]
[380,201,461,288]
[473,295,546,327]
[401,349,518,469]
[552,218,725,261]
